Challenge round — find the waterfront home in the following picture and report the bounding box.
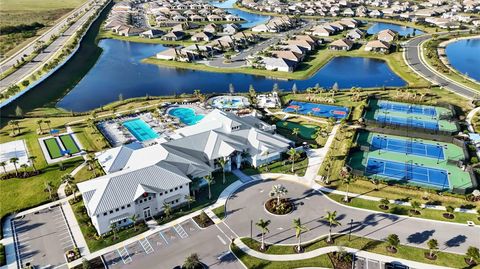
[365,40,391,53]
[340,18,361,28]
[252,23,271,32]
[271,50,304,62]
[377,29,397,43]
[223,23,241,35]
[285,39,314,51]
[191,31,214,42]
[162,31,186,41]
[117,26,144,37]
[262,57,297,72]
[310,26,333,37]
[347,28,365,40]
[78,109,291,235]
[328,38,354,51]
[156,47,196,62]
[140,29,165,39]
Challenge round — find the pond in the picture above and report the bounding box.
[445,38,480,81]
[367,22,423,36]
[57,39,405,112]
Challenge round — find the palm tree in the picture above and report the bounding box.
[193,89,201,98]
[44,120,52,132]
[255,218,271,251]
[262,150,270,171]
[9,120,16,135]
[62,174,74,196]
[466,246,480,264]
[292,218,308,252]
[292,128,300,137]
[190,180,201,199]
[183,253,201,269]
[287,148,300,173]
[323,211,341,243]
[218,157,228,184]
[10,157,19,176]
[36,119,44,134]
[0,161,7,174]
[28,156,37,172]
[204,175,214,200]
[342,175,355,202]
[269,184,288,206]
[20,164,29,177]
[163,202,172,219]
[386,234,400,252]
[427,239,438,258]
[44,181,54,200]
[380,198,390,210]
[130,214,138,231]
[445,205,455,218]
[185,195,195,209]
[410,201,421,215]
[109,223,118,240]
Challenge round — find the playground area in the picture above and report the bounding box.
[348,131,473,191]
[208,95,250,110]
[364,99,458,133]
[283,101,349,120]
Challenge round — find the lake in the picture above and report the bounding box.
[367,22,423,36]
[445,38,480,81]
[57,39,405,111]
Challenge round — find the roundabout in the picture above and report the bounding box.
[223,178,479,253]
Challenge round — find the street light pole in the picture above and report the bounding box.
[250,219,253,239]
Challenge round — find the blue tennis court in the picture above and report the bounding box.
[365,158,449,189]
[378,100,437,116]
[375,114,439,130]
[283,101,349,119]
[371,135,445,160]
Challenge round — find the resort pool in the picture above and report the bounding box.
[122,118,159,142]
[210,96,249,109]
[169,107,204,125]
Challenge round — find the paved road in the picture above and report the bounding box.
[0,0,93,72]
[404,34,479,99]
[224,179,480,254]
[0,0,105,92]
[102,219,243,269]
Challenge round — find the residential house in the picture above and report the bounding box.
[140,29,165,39]
[328,38,354,50]
[377,29,397,43]
[162,31,185,41]
[262,57,297,72]
[346,28,365,40]
[365,40,391,53]
[191,31,214,42]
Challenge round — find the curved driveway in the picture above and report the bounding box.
[404,34,479,99]
[224,179,480,254]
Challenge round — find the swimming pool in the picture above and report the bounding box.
[210,96,249,109]
[168,107,204,125]
[283,101,349,119]
[122,118,159,142]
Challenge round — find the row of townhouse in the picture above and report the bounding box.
[78,109,293,235]
[252,34,320,72]
[308,18,362,37]
[251,16,299,33]
[156,31,260,61]
[239,0,479,27]
[145,0,242,27]
[104,2,145,37]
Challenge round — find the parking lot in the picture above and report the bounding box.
[12,205,75,269]
[103,219,200,269]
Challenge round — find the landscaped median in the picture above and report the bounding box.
[233,234,479,269]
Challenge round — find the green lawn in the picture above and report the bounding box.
[44,138,63,159]
[0,157,84,221]
[276,121,317,140]
[212,205,225,220]
[60,134,80,154]
[231,243,333,269]
[240,234,477,269]
[242,157,309,177]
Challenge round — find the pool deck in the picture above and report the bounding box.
[349,131,472,190]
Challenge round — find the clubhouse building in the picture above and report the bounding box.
[78,110,292,234]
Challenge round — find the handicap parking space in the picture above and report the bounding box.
[12,205,75,269]
[103,219,201,269]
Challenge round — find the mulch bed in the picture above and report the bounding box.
[386,246,398,254]
[1,171,41,180]
[409,210,421,215]
[464,258,477,266]
[265,198,293,215]
[442,213,454,219]
[193,212,214,228]
[425,253,437,260]
[379,205,389,210]
[71,256,104,269]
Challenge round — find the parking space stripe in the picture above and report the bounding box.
[159,231,169,245]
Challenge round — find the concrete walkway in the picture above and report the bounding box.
[466,106,480,133]
[302,125,339,182]
[233,238,453,269]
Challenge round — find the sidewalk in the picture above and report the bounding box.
[302,125,339,182]
[233,238,452,269]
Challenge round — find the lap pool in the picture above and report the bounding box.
[168,107,204,126]
[122,118,159,142]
